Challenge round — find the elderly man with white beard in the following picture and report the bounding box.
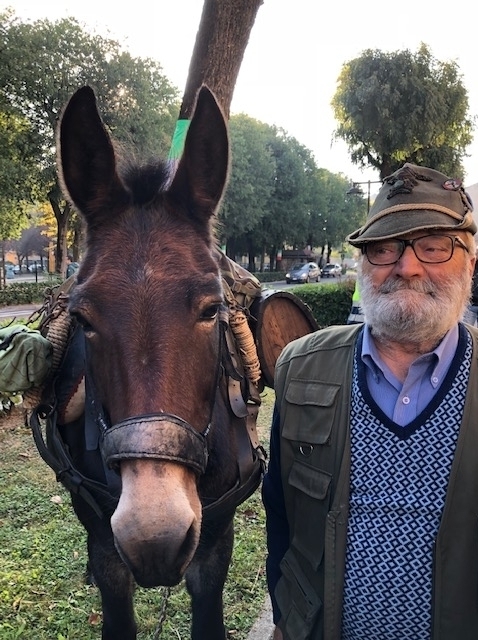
[262,163,478,640]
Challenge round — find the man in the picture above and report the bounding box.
[66,254,79,279]
[263,163,478,640]
[346,280,363,324]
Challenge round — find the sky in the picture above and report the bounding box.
[4,0,478,197]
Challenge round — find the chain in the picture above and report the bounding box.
[152,586,172,639]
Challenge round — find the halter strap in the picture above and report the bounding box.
[101,414,209,474]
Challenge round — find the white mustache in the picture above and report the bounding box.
[378,279,437,295]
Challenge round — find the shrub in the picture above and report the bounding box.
[253,271,285,283]
[0,278,62,306]
[291,279,355,328]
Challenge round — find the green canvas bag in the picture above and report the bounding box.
[0,325,53,393]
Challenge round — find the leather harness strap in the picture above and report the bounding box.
[224,325,265,461]
[101,414,209,475]
[30,405,115,519]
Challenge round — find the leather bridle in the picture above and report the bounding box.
[99,309,227,475]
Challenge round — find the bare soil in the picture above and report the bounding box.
[0,405,27,432]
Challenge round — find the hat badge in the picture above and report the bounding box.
[442,179,462,191]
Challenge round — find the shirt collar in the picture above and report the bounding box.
[361,323,460,385]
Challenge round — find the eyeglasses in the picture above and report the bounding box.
[363,235,470,266]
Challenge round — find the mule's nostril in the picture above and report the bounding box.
[177,522,200,574]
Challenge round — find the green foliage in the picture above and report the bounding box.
[0,280,60,306]
[332,44,474,179]
[0,111,41,239]
[313,169,367,249]
[0,390,276,638]
[0,10,180,269]
[291,279,355,328]
[252,271,283,283]
[265,131,315,250]
[221,116,366,264]
[220,115,276,247]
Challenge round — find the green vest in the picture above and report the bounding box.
[274,323,478,640]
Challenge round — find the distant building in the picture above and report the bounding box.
[280,248,320,271]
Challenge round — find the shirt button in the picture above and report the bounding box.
[432,376,439,384]
[402,396,410,405]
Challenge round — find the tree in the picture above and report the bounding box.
[262,131,316,261]
[10,225,49,270]
[219,119,323,270]
[167,0,264,272]
[219,115,275,261]
[0,10,179,272]
[179,0,263,119]
[332,44,474,179]
[167,0,264,172]
[0,109,41,239]
[317,170,367,258]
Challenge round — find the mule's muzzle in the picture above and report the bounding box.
[101,414,209,474]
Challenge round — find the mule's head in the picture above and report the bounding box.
[58,86,230,586]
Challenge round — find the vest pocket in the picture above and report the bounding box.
[289,460,331,569]
[276,548,322,640]
[282,379,340,443]
[281,379,339,570]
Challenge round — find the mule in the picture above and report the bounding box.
[31,86,264,639]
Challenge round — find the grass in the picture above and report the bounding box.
[0,388,275,639]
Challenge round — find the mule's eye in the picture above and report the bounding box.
[200,304,221,321]
[71,311,95,335]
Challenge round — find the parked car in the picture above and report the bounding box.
[321,263,342,278]
[285,262,320,284]
[27,262,45,272]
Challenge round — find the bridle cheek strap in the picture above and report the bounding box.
[101,414,209,475]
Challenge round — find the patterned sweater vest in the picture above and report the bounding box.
[341,331,472,640]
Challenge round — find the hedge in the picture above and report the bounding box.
[288,279,355,328]
[0,278,62,306]
[252,271,284,283]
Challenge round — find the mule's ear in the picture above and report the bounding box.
[168,86,229,222]
[57,86,128,220]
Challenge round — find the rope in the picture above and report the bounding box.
[228,307,261,385]
[153,587,172,639]
[23,290,72,410]
[221,273,262,388]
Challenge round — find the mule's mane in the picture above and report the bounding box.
[116,150,171,207]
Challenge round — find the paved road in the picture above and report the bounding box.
[4,272,49,284]
[247,597,274,639]
[0,304,41,321]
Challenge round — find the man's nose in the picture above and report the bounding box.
[394,245,425,277]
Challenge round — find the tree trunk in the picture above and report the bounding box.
[49,194,71,274]
[0,243,5,289]
[246,236,256,272]
[179,0,263,119]
[379,155,394,180]
[226,237,238,260]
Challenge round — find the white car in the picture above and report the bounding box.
[285,262,321,284]
[321,263,342,277]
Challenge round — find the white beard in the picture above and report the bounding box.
[359,268,472,345]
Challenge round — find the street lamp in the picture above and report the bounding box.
[346,180,382,213]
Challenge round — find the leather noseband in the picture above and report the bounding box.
[101,414,209,475]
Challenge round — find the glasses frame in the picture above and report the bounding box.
[363,234,470,266]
